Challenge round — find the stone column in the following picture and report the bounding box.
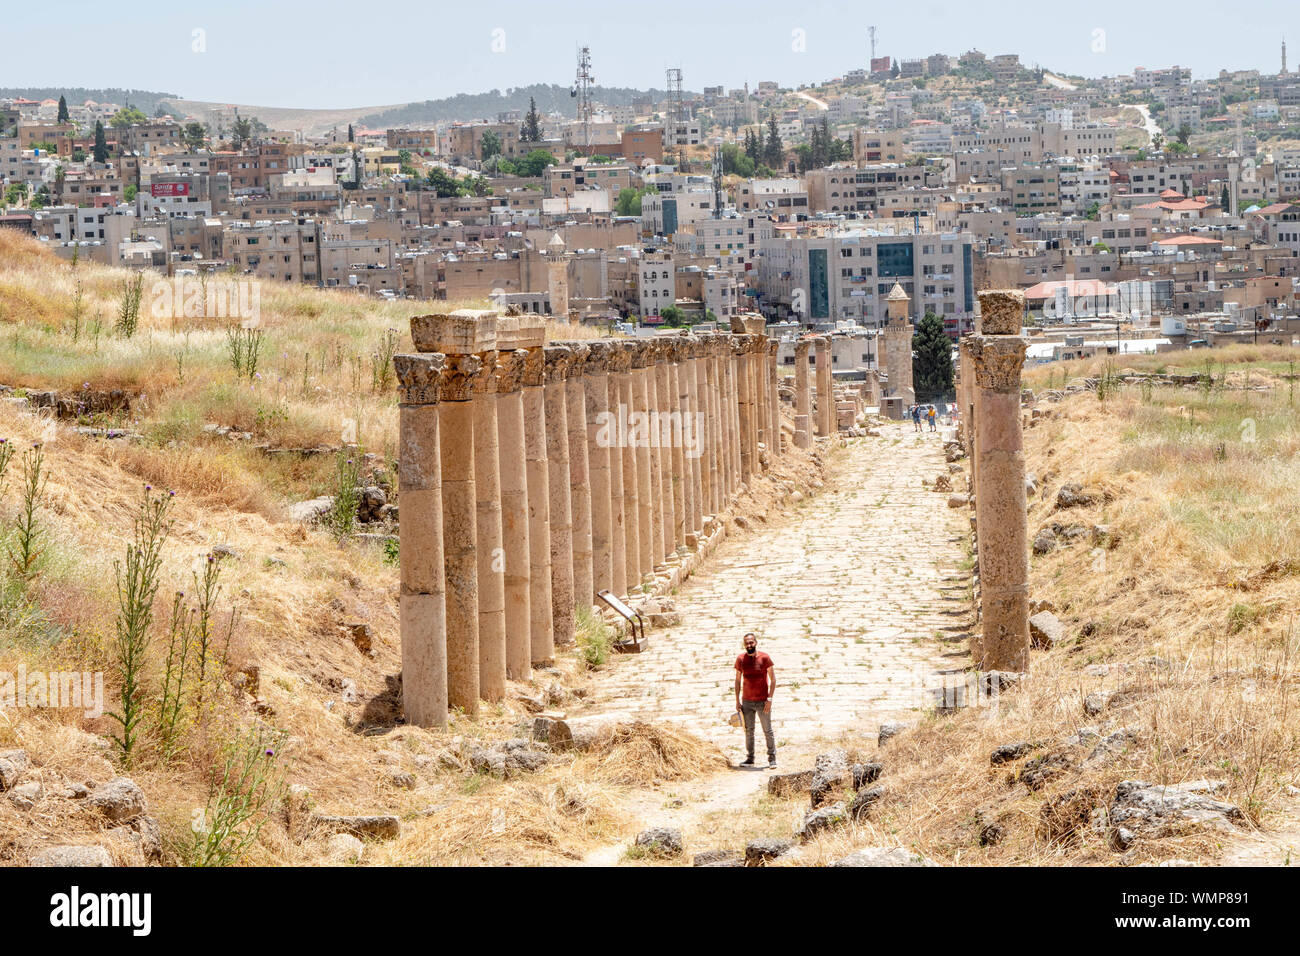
[768,339,781,457]
[440,352,482,717]
[734,337,753,479]
[747,338,762,471]
[704,336,723,515]
[566,342,594,615]
[728,337,744,488]
[655,344,677,561]
[495,349,531,682]
[630,342,654,581]
[617,342,641,592]
[644,341,665,570]
[718,339,736,499]
[608,343,631,596]
[794,338,812,448]
[395,352,446,728]
[522,347,554,666]
[544,345,575,647]
[970,290,1030,673]
[473,348,506,703]
[584,342,613,600]
[692,339,712,522]
[811,335,832,437]
[674,341,695,547]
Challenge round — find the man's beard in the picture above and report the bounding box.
[745,647,756,655]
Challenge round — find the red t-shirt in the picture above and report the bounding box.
[735,651,774,701]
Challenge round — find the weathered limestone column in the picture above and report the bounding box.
[440,352,482,717]
[794,338,812,448]
[686,338,706,538]
[566,342,594,614]
[728,337,744,487]
[473,347,506,703]
[644,341,666,570]
[395,352,446,728]
[734,337,753,479]
[667,341,688,552]
[674,341,695,546]
[747,338,762,471]
[704,336,723,515]
[630,342,654,580]
[522,347,554,666]
[607,344,629,597]
[616,342,641,592]
[718,338,737,499]
[768,339,781,457]
[654,344,677,560]
[971,290,1030,673]
[544,345,576,646]
[494,348,531,681]
[584,341,613,599]
[691,339,712,522]
[815,336,834,437]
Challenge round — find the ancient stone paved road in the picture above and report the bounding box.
[585,422,971,753]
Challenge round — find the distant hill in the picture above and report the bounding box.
[0,87,179,114]
[356,83,685,128]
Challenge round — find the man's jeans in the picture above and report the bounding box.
[740,699,775,760]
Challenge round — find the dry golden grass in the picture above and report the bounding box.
[761,347,1300,866]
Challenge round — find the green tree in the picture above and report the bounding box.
[481,129,502,161]
[514,148,557,178]
[425,168,462,197]
[57,95,69,123]
[912,311,954,403]
[110,106,148,128]
[659,305,686,327]
[1220,184,1230,209]
[347,123,354,143]
[720,142,755,177]
[1176,123,1193,145]
[230,116,253,150]
[743,127,761,164]
[182,121,208,151]
[520,97,543,143]
[615,187,644,216]
[764,115,783,169]
[93,121,109,164]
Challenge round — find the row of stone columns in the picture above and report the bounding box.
[396,310,792,728]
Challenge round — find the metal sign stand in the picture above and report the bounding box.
[595,590,649,653]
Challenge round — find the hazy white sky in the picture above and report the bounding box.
[3,0,1295,108]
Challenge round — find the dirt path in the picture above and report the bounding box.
[581,423,971,862]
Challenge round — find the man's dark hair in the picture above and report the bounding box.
[743,632,757,640]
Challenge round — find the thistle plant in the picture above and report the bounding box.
[107,486,173,767]
[190,725,290,867]
[8,443,48,583]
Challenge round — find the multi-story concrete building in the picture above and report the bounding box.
[756,227,975,327]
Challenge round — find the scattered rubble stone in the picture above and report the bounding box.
[990,741,1035,765]
[1108,780,1243,848]
[878,722,909,746]
[312,814,401,840]
[798,802,847,841]
[830,846,935,867]
[29,845,113,867]
[693,848,744,867]
[848,786,884,819]
[1029,611,1064,649]
[634,826,684,857]
[87,777,147,824]
[0,749,29,790]
[744,837,794,866]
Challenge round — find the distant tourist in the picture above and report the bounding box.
[927,405,938,431]
[911,404,922,432]
[734,633,777,768]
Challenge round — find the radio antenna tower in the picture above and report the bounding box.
[869,26,877,61]
[712,143,723,217]
[667,67,686,166]
[574,46,594,154]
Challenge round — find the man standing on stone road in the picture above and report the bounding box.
[927,405,938,431]
[910,404,922,432]
[735,633,777,768]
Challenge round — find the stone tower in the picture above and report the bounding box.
[882,282,915,406]
[546,232,569,321]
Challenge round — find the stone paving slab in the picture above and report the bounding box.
[586,425,972,751]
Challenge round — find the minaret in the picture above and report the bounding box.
[546,232,569,321]
[1283,38,1289,75]
[883,282,915,406]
